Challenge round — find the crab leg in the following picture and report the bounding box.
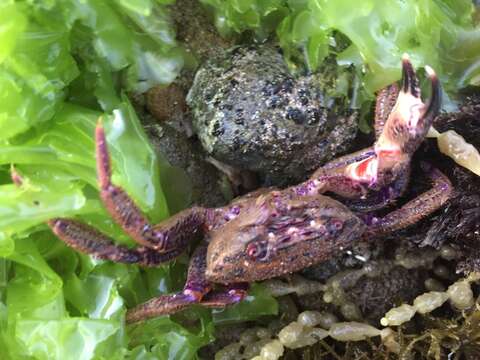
[199,284,248,308]
[126,245,247,323]
[126,244,210,322]
[48,218,183,266]
[365,165,453,236]
[96,122,207,252]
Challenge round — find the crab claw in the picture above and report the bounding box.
[375,54,441,156]
[401,53,420,97]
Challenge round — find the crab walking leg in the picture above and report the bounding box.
[374,83,399,139]
[126,244,212,322]
[126,245,249,322]
[95,122,207,251]
[365,165,453,236]
[199,284,248,308]
[126,289,247,323]
[11,168,184,265]
[48,218,183,266]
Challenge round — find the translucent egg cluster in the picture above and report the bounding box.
[381,272,480,326]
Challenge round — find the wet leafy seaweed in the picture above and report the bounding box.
[203,0,480,96]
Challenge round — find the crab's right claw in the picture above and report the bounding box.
[376,55,442,156]
[402,56,441,138]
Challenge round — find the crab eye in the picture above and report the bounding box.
[326,218,344,235]
[332,219,343,230]
[246,241,268,260]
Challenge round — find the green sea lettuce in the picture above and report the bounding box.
[205,0,480,94]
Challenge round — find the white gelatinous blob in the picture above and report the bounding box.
[328,322,381,341]
[278,321,328,349]
[447,280,474,310]
[259,340,284,360]
[278,321,303,348]
[413,291,449,314]
[380,304,416,326]
[429,127,480,176]
[297,311,323,327]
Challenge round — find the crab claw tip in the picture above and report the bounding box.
[422,66,441,122]
[401,54,419,96]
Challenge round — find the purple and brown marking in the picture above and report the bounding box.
[12,56,452,323]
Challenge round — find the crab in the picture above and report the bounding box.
[22,55,452,323]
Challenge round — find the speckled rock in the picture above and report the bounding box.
[187,45,358,184]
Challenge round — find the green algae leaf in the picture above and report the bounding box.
[0,99,168,242]
[200,0,289,38]
[205,0,480,96]
[0,1,209,359]
[0,3,79,141]
[15,319,120,360]
[0,183,89,247]
[0,3,26,63]
[284,0,479,93]
[128,312,215,360]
